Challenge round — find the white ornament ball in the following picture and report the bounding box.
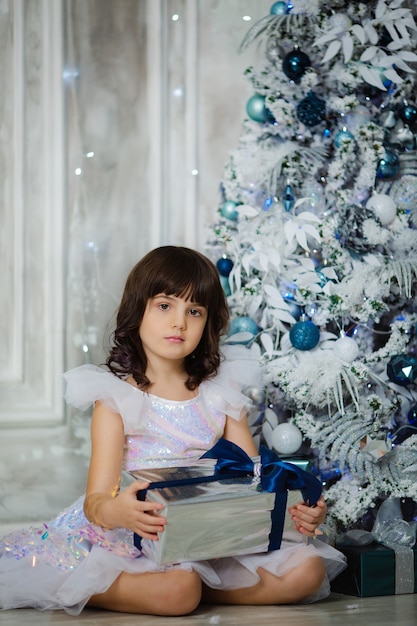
[271,423,303,455]
[333,335,360,362]
[328,13,352,32]
[366,194,397,225]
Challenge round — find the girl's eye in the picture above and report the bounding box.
[189,309,202,317]
[158,303,170,310]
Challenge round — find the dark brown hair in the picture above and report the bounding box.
[106,246,229,390]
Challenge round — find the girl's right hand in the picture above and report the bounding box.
[104,480,167,540]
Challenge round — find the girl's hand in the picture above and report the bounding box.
[287,496,327,538]
[101,480,167,540]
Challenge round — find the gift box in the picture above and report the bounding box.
[129,462,279,565]
[129,438,322,566]
[331,543,417,597]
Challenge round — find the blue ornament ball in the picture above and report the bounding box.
[399,102,417,128]
[376,149,400,179]
[270,1,288,15]
[216,257,234,277]
[228,316,258,337]
[282,49,311,82]
[386,354,417,386]
[334,128,355,148]
[289,320,320,350]
[297,92,326,127]
[246,94,274,123]
[220,200,239,221]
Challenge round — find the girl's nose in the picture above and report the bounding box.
[172,314,186,330]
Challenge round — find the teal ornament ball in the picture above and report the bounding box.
[399,102,417,128]
[228,316,258,336]
[216,257,234,277]
[220,200,239,221]
[376,149,400,179]
[246,94,274,123]
[282,49,311,82]
[289,320,320,350]
[270,1,288,14]
[387,354,417,386]
[334,128,354,147]
[297,92,326,127]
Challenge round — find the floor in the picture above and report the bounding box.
[1,593,416,626]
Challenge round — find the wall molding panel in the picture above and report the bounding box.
[0,0,65,426]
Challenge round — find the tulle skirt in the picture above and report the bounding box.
[0,496,346,615]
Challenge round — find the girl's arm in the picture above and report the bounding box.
[84,400,166,539]
[222,414,258,457]
[223,413,326,536]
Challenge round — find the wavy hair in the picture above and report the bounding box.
[106,246,229,390]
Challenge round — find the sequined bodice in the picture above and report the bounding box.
[123,392,225,471]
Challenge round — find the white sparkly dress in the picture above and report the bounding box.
[0,351,346,615]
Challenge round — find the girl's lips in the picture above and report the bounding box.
[165,336,184,343]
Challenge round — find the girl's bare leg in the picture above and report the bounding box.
[202,557,325,605]
[88,569,202,616]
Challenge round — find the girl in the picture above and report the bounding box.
[0,246,346,616]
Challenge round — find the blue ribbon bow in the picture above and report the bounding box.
[202,438,322,507]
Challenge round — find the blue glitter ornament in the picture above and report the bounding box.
[228,316,258,337]
[282,49,311,82]
[220,200,239,221]
[297,92,326,127]
[270,1,288,15]
[376,149,400,179]
[289,319,320,350]
[216,257,234,277]
[246,94,275,123]
[334,127,354,148]
[386,354,417,386]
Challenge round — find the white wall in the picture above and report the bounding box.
[0,0,271,526]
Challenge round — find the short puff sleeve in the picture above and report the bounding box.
[200,343,263,420]
[63,365,145,433]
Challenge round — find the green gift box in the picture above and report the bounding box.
[331,543,417,597]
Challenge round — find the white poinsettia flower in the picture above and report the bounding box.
[283,211,321,252]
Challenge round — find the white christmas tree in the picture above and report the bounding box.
[207,0,417,531]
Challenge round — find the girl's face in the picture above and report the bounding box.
[139,293,208,366]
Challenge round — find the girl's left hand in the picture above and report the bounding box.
[288,496,327,538]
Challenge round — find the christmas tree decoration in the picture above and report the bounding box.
[296,92,326,127]
[365,193,397,225]
[399,101,417,129]
[334,127,354,148]
[271,422,303,455]
[208,0,417,533]
[289,319,320,351]
[270,1,289,15]
[219,275,231,297]
[333,335,360,363]
[228,316,258,337]
[246,94,274,123]
[216,256,234,277]
[376,149,400,179]
[282,182,295,212]
[282,49,311,82]
[386,354,417,386]
[220,200,240,220]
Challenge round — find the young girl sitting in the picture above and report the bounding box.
[0,246,346,616]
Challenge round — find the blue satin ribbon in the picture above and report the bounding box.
[202,438,322,506]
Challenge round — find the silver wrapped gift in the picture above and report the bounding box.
[127,462,277,566]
